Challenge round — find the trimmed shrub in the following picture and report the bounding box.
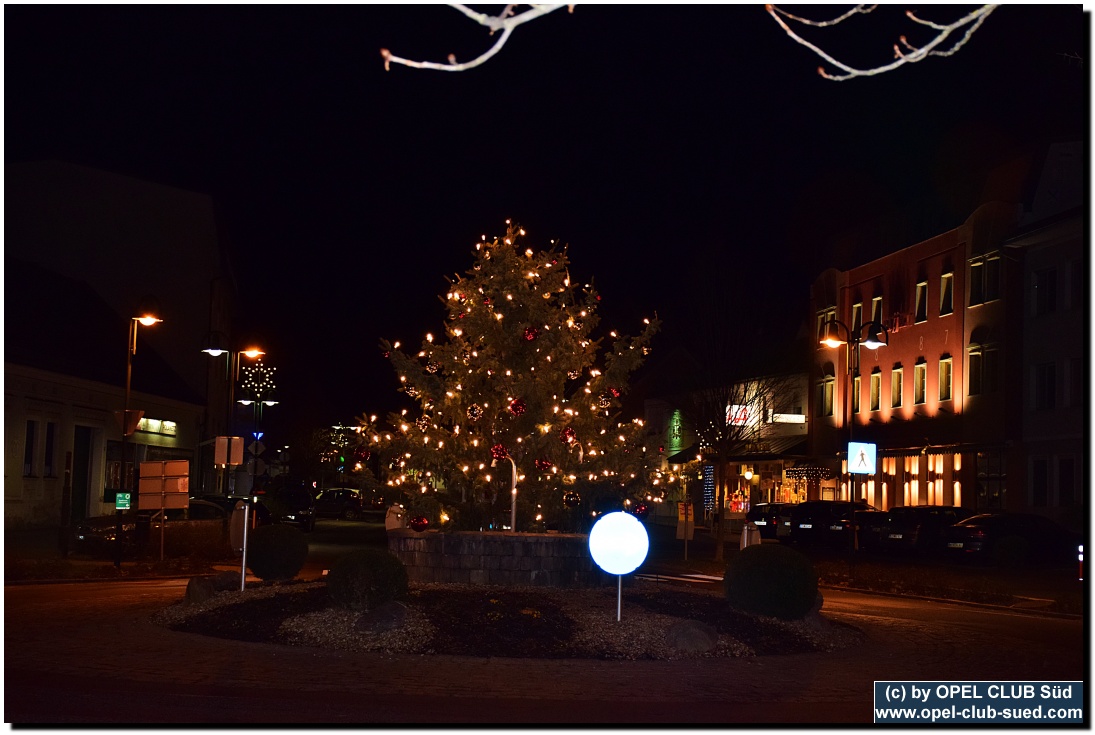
[724,543,818,620]
[246,524,309,582]
[327,548,409,612]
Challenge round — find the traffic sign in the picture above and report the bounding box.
[116,492,131,510]
[249,440,265,456]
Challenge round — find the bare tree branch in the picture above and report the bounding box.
[766,4,997,80]
[380,4,571,72]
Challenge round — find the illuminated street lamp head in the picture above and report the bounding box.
[820,321,846,349]
[136,314,162,327]
[862,322,889,350]
[241,348,265,359]
[201,331,229,357]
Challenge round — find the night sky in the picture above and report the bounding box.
[5,5,1087,441]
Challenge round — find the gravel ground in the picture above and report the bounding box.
[152,578,864,660]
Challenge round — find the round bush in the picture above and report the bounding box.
[327,548,409,612]
[246,524,309,582]
[724,543,818,620]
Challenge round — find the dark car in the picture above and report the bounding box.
[253,486,317,532]
[879,505,974,555]
[195,494,273,526]
[941,512,1083,565]
[746,502,789,540]
[787,500,878,548]
[853,509,890,551]
[73,498,230,557]
[314,487,368,520]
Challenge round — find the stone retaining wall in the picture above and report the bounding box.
[387,529,607,587]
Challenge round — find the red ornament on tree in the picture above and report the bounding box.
[523,326,540,341]
[534,458,554,471]
[631,502,650,519]
[509,398,527,416]
[491,443,508,460]
[408,516,429,532]
[560,426,577,444]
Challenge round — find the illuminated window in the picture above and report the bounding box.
[913,361,927,404]
[969,256,1001,306]
[968,347,999,396]
[851,302,862,332]
[852,374,861,413]
[939,357,953,401]
[816,307,836,344]
[871,296,883,325]
[870,370,881,411]
[914,282,928,323]
[939,273,954,315]
[817,376,834,417]
[891,367,903,408]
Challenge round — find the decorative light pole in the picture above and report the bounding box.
[202,334,265,494]
[116,304,162,568]
[819,318,888,506]
[237,359,278,490]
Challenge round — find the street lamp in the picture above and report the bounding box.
[117,302,162,568]
[819,318,888,506]
[202,334,265,493]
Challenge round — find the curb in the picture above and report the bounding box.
[817,583,1083,620]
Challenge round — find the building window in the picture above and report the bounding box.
[1033,268,1057,316]
[1031,458,1049,506]
[1058,457,1077,506]
[914,281,928,323]
[816,308,836,344]
[891,367,903,408]
[976,450,1007,507]
[870,370,881,411]
[968,347,1000,396]
[939,272,954,316]
[44,422,57,478]
[913,361,927,404]
[871,296,883,325]
[851,302,862,332]
[817,377,834,417]
[939,357,953,402]
[1034,362,1056,410]
[23,420,37,477]
[852,374,861,413]
[969,256,1001,306]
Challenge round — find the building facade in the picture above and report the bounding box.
[808,142,1084,527]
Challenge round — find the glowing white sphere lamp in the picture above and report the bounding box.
[588,511,650,621]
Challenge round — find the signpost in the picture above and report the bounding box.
[676,502,695,560]
[138,460,190,560]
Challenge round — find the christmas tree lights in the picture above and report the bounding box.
[355,222,661,532]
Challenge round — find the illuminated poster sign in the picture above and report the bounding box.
[848,442,877,475]
[727,404,758,426]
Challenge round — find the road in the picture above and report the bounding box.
[4,576,1083,725]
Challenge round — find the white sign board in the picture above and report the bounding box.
[588,511,649,575]
[848,441,877,475]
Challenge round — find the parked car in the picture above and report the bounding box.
[314,487,368,520]
[775,503,798,542]
[787,500,879,548]
[879,505,974,554]
[853,509,890,551]
[194,494,273,527]
[72,498,231,557]
[941,512,1082,565]
[253,485,317,532]
[746,502,790,540]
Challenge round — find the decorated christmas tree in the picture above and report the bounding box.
[356,222,660,532]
